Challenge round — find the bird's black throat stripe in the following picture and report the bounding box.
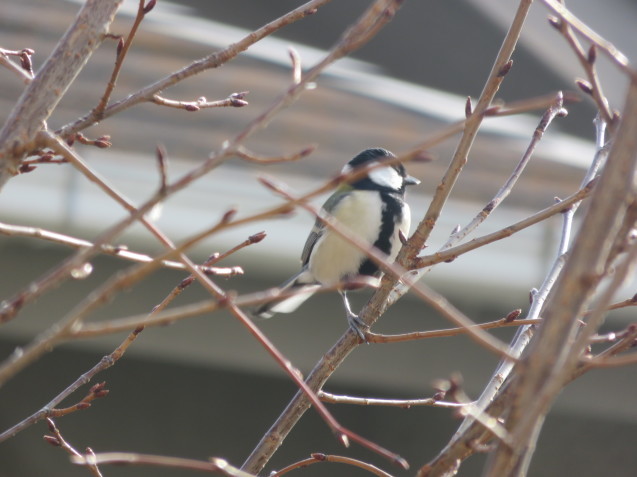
[358,191,404,277]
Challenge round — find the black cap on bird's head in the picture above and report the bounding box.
[342,148,420,193]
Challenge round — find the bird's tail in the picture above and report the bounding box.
[253,269,320,319]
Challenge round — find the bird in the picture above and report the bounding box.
[254,148,419,338]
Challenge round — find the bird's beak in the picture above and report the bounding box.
[405,175,420,186]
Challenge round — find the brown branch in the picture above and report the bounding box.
[545,5,616,128]
[288,47,303,85]
[235,144,316,164]
[15,154,407,473]
[540,0,633,74]
[366,315,538,344]
[0,0,124,188]
[92,0,155,119]
[0,328,141,444]
[412,180,595,269]
[0,221,241,280]
[319,391,464,409]
[483,76,637,477]
[444,92,566,246]
[151,92,249,111]
[420,115,609,477]
[439,375,513,447]
[271,453,396,477]
[0,47,34,83]
[44,419,104,477]
[399,0,534,265]
[581,324,637,369]
[72,452,254,476]
[0,241,246,442]
[48,3,411,465]
[56,0,335,138]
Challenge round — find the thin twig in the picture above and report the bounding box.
[41,29,413,464]
[271,453,396,477]
[72,452,255,477]
[546,6,616,128]
[483,77,637,477]
[445,92,566,246]
[0,47,34,83]
[540,0,633,74]
[56,0,335,138]
[0,237,256,442]
[399,0,534,267]
[0,0,124,188]
[44,419,104,477]
[151,92,248,111]
[366,316,538,344]
[413,180,595,269]
[235,144,316,164]
[428,114,609,476]
[0,221,241,279]
[319,391,464,409]
[581,323,637,368]
[91,0,155,119]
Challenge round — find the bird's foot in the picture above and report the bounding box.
[347,312,369,342]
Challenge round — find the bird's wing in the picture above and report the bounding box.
[300,187,350,266]
[301,218,324,266]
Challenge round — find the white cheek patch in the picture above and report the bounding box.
[369,165,402,189]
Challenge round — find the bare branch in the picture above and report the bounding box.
[319,391,464,409]
[483,77,637,477]
[271,453,396,477]
[366,315,538,344]
[0,0,124,188]
[541,0,633,74]
[151,92,249,111]
[0,47,34,83]
[44,419,104,477]
[235,144,316,164]
[73,452,254,477]
[413,179,595,269]
[91,0,153,119]
[0,221,241,279]
[56,0,335,138]
[399,0,534,264]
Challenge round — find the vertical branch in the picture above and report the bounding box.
[454,113,608,439]
[92,0,155,118]
[484,77,637,477]
[241,2,407,473]
[400,0,533,263]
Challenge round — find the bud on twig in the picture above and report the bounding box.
[142,0,156,14]
[575,78,594,95]
[587,45,597,64]
[43,435,61,447]
[465,96,472,118]
[248,231,267,244]
[504,309,522,322]
[498,59,513,77]
[547,15,561,30]
[221,208,237,224]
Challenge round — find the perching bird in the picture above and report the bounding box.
[254,148,419,338]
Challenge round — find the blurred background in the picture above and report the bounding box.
[1,1,636,475]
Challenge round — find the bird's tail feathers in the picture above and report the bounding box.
[253,269,319,319]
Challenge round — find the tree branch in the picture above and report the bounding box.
[0,0,124,188]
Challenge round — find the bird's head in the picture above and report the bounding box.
[341,148,420,194]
